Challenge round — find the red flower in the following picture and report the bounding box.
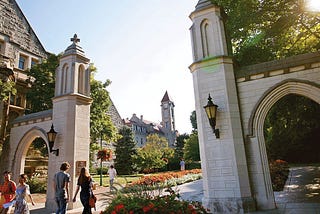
[115,203,125,212]
[142,203,154,213]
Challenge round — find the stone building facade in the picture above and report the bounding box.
[0,0,48,142]
[124,91,177,147]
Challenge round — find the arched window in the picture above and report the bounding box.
[78,65,85,94]
[61,64,69,94]
[200,19,211,58]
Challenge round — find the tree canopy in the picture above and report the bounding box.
[183,131,200,162]
[133,134,174,173]
[26,54,58,113]
[264,94,320,163]
[0,81,16,103]
[211,0,320,66]
[90,75,117,143]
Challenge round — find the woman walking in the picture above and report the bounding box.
[14,174,35,214]
[73,167,93,214]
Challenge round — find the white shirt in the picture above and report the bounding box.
[108,168,117,180]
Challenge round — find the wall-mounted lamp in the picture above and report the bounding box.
[203,94,220,138]
[47,124,59,156]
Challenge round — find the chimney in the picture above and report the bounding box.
[140,115,143,121]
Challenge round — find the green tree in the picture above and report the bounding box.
[0,77,17,177]
[211,0,320,66]
[0,80,16,103]
[26,54,59,113]
[264,94,320,163]
[175,134,189,160]
[184,131,200,162]
[190,110,197,131]
[114,126,137,175]
[133,134,173,173]
[89,75,117,144]
[0,80,16,143]
[170,133,189,170]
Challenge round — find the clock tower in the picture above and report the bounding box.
[161,91,176,146]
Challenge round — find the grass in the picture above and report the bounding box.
[92,174,143,187]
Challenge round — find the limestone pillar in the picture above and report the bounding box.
[46,34,92,211]
[189,1,255,212]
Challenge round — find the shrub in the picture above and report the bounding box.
[28,176,46,193]
[269,159,289,191]
[102,187,209,214]
[97,167,109,175]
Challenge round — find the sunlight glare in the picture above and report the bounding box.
[305,0,320,12]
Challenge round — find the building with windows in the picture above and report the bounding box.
[0,0,48,142]
[123,91,178,147]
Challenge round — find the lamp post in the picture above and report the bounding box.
[204,94,220,138]
[47,124,59,156]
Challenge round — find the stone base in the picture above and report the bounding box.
[202,197,256,213]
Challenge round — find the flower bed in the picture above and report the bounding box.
[269,159,290,191]
[131,169,201,186]
[101,169,208,213]
[101,187,209,214]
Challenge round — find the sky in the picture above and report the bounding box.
[15,0,198,134]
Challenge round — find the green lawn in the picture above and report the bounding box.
[92,174,143,187]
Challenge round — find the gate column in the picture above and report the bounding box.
[46,34,92,211]
[189,1,255,212]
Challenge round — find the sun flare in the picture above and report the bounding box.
[305,0,320,12]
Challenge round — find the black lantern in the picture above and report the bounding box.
[204,94,220,138]
[47,124,59,156]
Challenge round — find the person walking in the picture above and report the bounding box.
[13,174,35,214]
[107,165,117,192]
[0,171,16,214]
[180,159,185,171]
[73,167,93,214]
[53,162,71,214]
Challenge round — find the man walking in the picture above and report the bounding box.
[0,171,16,214]
[107,165,117,192]
[53,162,71,214]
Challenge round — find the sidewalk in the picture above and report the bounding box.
[30,166,320,213]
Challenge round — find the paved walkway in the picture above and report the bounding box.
[29,166,320,213]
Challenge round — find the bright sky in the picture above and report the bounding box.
[16,0,198,134]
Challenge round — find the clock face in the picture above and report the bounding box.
[163,103,168,108]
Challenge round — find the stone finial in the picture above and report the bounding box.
[71,34,80,44]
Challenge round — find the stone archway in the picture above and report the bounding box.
[246,80,320,209]
[249,79,320,137]
[11,126,49,183]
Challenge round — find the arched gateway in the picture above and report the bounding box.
[190,0,320,213]
[5,1,320,213]
[8,34,92,212]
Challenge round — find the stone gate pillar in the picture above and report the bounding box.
[189,1,255,213]
[46,34,92,211]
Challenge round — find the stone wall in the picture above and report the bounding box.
[0,0,47,58]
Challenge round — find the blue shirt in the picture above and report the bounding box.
[54,171,71,198]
